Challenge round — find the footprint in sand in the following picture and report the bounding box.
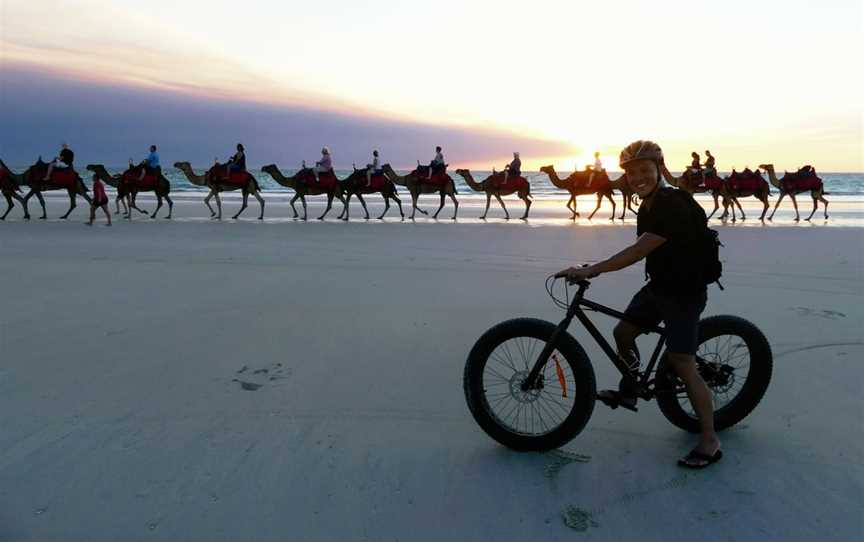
[232,362,291,391]
[789,307,847,320]
[562,506,598,531]
[543,449,592,489]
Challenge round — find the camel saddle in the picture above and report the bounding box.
[27,166,80,189]
[297,168,339,190]
[122,166,159,191]
[414,165,450,186]
[572,171,609,191]
[784,167,822,191]
[208,164,253,187]
[727,169,764,191]
[359,170,389,190]
[685,169,723,190]
[487,171,529,191]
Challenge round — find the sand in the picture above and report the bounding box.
[1,196,862,541]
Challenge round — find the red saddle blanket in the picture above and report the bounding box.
[208,166,252,186]
[367,173,388,190]
[122,172,158,191]
[488,174,528,191]
[572,174,609,191]
[785,177,822,191]
[49,169,78,188]
[686,170,723,190]
[702,177,724,190]
[412,168,450,186]
[728,173,764,191]
[297,169,339,190]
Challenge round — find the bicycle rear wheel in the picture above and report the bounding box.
[655,315,773,433]
[463,318,596,451]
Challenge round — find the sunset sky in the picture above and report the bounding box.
[1,0,861,171]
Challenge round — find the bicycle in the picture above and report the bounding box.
[463,276,773,451]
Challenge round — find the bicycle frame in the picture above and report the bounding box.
[523,280,668,396]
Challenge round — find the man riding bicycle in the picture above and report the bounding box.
[556,140,722,469]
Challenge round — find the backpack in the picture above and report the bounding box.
[667,189,724,290]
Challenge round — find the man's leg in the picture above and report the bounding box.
[613,320,643,373]
[366,169,372,187]
[587,171,595,187]
[667,352,720,464]
[44,162,55,181]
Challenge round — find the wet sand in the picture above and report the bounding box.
[1,197,862,541]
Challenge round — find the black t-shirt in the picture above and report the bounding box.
[59,148,74,166]
[637,187,707,294]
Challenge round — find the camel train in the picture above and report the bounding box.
[0,156,829,223]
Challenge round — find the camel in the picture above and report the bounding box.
[380,164,458,220]
[86,164,174,219]
[759,164,829,222]
[337,165,404,220]
[453,169,532,220]
[259,164,346,220]
[538,165,635,220]
[174,161,264,220]
[660,166,727,219]
[0,159,30,220]
[661,165,770,222]
[19,158,91,219]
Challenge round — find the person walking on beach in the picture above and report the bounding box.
[87,174,112,226]
[314,147,332,184]
[555,140,721,469]
[365,149,381,187]
[587,151,603,187]
[134,145,161,182]
[427,146,445,181]
[501,151,521,187]
[43,143,74,181]
[224,143,246,179]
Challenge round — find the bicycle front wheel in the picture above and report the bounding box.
[463,318,596,451]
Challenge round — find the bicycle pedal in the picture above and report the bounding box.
[597,390,638,412]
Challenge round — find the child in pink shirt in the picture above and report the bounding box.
[88,174,111,226]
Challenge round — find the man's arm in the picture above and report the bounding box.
[591,232,666,274]
[556,233,666,281]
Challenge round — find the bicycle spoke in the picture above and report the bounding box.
[481,335,579,437]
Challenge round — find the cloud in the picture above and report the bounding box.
[0,64,574,169]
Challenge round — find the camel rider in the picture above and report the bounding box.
[556,140,721,469]
[43,143,74,181]
[314,147,332,183]
[587,151,603,187]
[225,143,246,179]
[138,145,161,182]
[427,146,445,181]
[704,150,716,178]
[502,152,521,187]
[365,150,381,187]
[689,152,705,183]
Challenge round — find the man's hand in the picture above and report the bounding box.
[554,265,598,284]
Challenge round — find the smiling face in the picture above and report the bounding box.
[623,159,660,198]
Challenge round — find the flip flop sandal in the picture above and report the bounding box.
[677,449,723,469]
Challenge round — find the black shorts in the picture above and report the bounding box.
[624,284,707,355]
